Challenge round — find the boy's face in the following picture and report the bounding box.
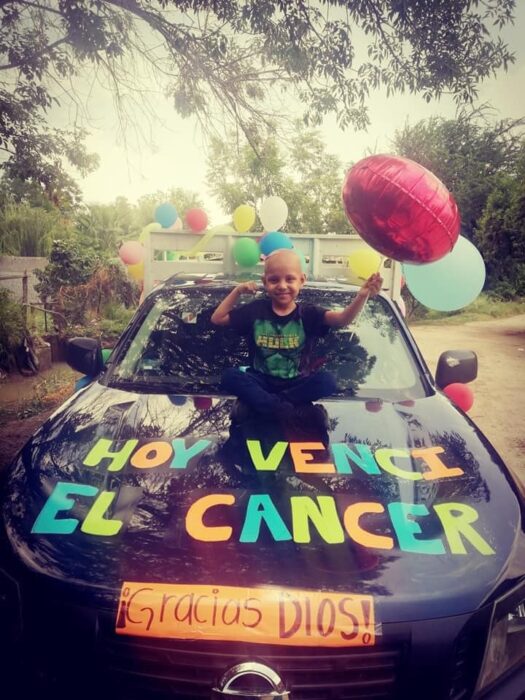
[262,250,306,311]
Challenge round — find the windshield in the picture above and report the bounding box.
[107,286,427,400]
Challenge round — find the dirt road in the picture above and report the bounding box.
[0,316,524,483]
[411,314,525,484]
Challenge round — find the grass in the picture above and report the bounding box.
[0,364,77,420]
[409,295,525,326]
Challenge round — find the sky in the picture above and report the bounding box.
[77,3,525,224]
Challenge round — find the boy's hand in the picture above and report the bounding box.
[359,272,383,297]
[211,281,258,326]
[236,281,258,295]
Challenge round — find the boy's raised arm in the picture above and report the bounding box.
[211,282,258,326]
[324,273,383,328]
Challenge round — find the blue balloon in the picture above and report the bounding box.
[155,202,178,228]
[403,237,485,311]
[259,231,293,256]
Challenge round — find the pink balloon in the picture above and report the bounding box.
[342,154,460,264]
[443,383,474,412]
[186,208,208,232]
[119,241,144,265]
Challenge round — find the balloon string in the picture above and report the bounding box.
[349,255,383,344]
[185,229,218,258]
[348,292,369,344]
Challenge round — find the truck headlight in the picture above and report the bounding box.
[476,580,525,694]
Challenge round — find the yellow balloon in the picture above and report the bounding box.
[347,248,382,281]
[127,261,144,282]
[233,205,256,233]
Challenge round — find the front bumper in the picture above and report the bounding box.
[2,570,522,700]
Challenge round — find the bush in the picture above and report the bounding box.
[0,289,26,370]
[35,240,139,330]
[66,303,136,345]
[58,262,139,327]
[408,292,525,325]
[35,239,95,304]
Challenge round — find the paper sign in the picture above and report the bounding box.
[116,582,375,647]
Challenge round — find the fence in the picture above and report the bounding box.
[0,255,47,304]
[0,256,65,333]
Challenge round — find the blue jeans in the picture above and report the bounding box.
[221,368,337,417]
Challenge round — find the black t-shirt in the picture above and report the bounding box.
[228,298,329,379]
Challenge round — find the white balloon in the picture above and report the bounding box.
[259,196,288,231]
[164,217,183,232]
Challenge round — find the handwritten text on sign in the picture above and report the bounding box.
[116,582,375,647]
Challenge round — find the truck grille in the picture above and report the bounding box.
[97,620,403,699]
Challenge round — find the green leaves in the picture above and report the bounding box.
[0,0,518,203]
[206,122,353,235]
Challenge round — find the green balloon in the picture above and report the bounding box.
[233,237,260,267]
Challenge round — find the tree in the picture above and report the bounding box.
[73,189,204,258]
[476,151,525,297]
[392,111,525,239]
[0,200,73,255]
[392,114,525,299]
[134,188,204,229]
[206,124,352,234]
[75,199,135,255]
[0,0,517,202]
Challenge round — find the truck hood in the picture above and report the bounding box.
[3,382,524,623]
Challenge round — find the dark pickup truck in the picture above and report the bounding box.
[1,277,524,700]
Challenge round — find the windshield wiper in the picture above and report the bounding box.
[109,376,216,393]
[109,377,178,392]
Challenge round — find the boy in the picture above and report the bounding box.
[211,248,382,418]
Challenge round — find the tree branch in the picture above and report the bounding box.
[0,36,70,71]
[3,0,63,15]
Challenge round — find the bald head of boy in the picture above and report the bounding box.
[263,248,304,275]
[262,249,306,312]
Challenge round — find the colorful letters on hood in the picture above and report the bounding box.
[31,437,495,557]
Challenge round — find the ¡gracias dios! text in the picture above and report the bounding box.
[116,582,375,648]
[31,437,495,556]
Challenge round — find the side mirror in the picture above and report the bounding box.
[436,350,478,389]
[66,338,104,377]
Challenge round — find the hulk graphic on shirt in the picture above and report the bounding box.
[253,317,306,379]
